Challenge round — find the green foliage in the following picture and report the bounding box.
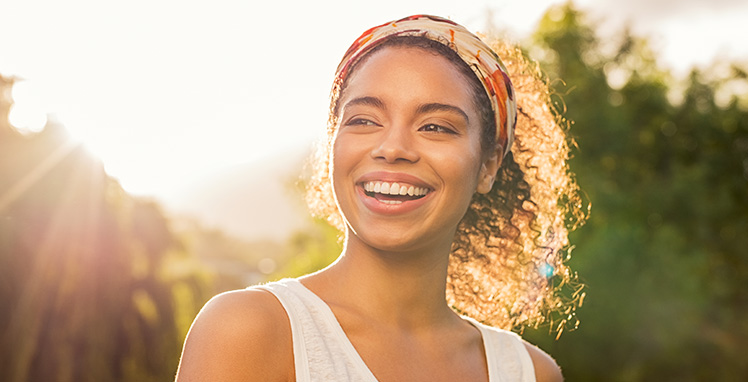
[271,217,342,280]
[521,3,748,380]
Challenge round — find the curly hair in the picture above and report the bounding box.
[305,35,588,333]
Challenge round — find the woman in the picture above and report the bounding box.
[176,14,585,382]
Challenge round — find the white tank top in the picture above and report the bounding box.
[253,279,536,382]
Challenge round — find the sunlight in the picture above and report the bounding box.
[8,80,47,135]
[5,148,104,381]
[0,139,80,213]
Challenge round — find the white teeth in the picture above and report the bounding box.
[362,181,429,197]
[380,200,403,205]
[390,183,400,194]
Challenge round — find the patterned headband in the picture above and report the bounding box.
[335,14,516,158]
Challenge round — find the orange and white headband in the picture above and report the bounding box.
[335,14,516,157]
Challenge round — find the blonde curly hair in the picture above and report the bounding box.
[305,35,588,333]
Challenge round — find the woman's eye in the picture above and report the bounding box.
[346,118,378,126]
[419,124,456,134]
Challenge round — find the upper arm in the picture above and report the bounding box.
[175,289,293,382]
[523,341,564,382]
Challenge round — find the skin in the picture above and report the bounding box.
[175,46,563,382]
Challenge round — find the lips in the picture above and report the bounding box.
[356,172,433,212]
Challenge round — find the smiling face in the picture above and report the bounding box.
[331,45,500,254]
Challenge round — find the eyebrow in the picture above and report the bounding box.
[342,97,469,124]
[342,96,386,111]
[416,103,470,124]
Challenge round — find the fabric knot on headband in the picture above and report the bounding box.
[335,14,517,158]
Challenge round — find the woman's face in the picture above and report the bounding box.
[331,46,499,253]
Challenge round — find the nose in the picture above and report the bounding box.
[370,124,420,163]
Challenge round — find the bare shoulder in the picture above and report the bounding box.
[175,288,293,382]
[522,341,564,382]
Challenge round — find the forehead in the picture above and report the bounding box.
[340,46,476,109]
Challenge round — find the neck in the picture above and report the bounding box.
[304,229,459,330]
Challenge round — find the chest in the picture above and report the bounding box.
[347,330,490,382]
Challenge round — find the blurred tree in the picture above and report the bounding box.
[0,75,213,381]
[521,3,748,380]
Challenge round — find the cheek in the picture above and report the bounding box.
[329,134,358,198]
[330,135,348,177]
[330,140,344,191]
[331,130,370,171]
[458,157,483,192]
[442,140,485,187]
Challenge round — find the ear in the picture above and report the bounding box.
[476,147,502,194]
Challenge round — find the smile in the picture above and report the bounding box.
[361,181,431,205]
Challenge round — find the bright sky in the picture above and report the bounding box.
[3,0,747,198]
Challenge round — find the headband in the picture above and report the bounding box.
[335,14,516,158]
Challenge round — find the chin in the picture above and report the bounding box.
[347,224,454,255]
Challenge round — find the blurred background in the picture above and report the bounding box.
[1,0,747,381]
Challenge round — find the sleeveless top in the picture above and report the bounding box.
[252,278,536,382]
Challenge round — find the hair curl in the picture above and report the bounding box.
[305,35,588,333]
